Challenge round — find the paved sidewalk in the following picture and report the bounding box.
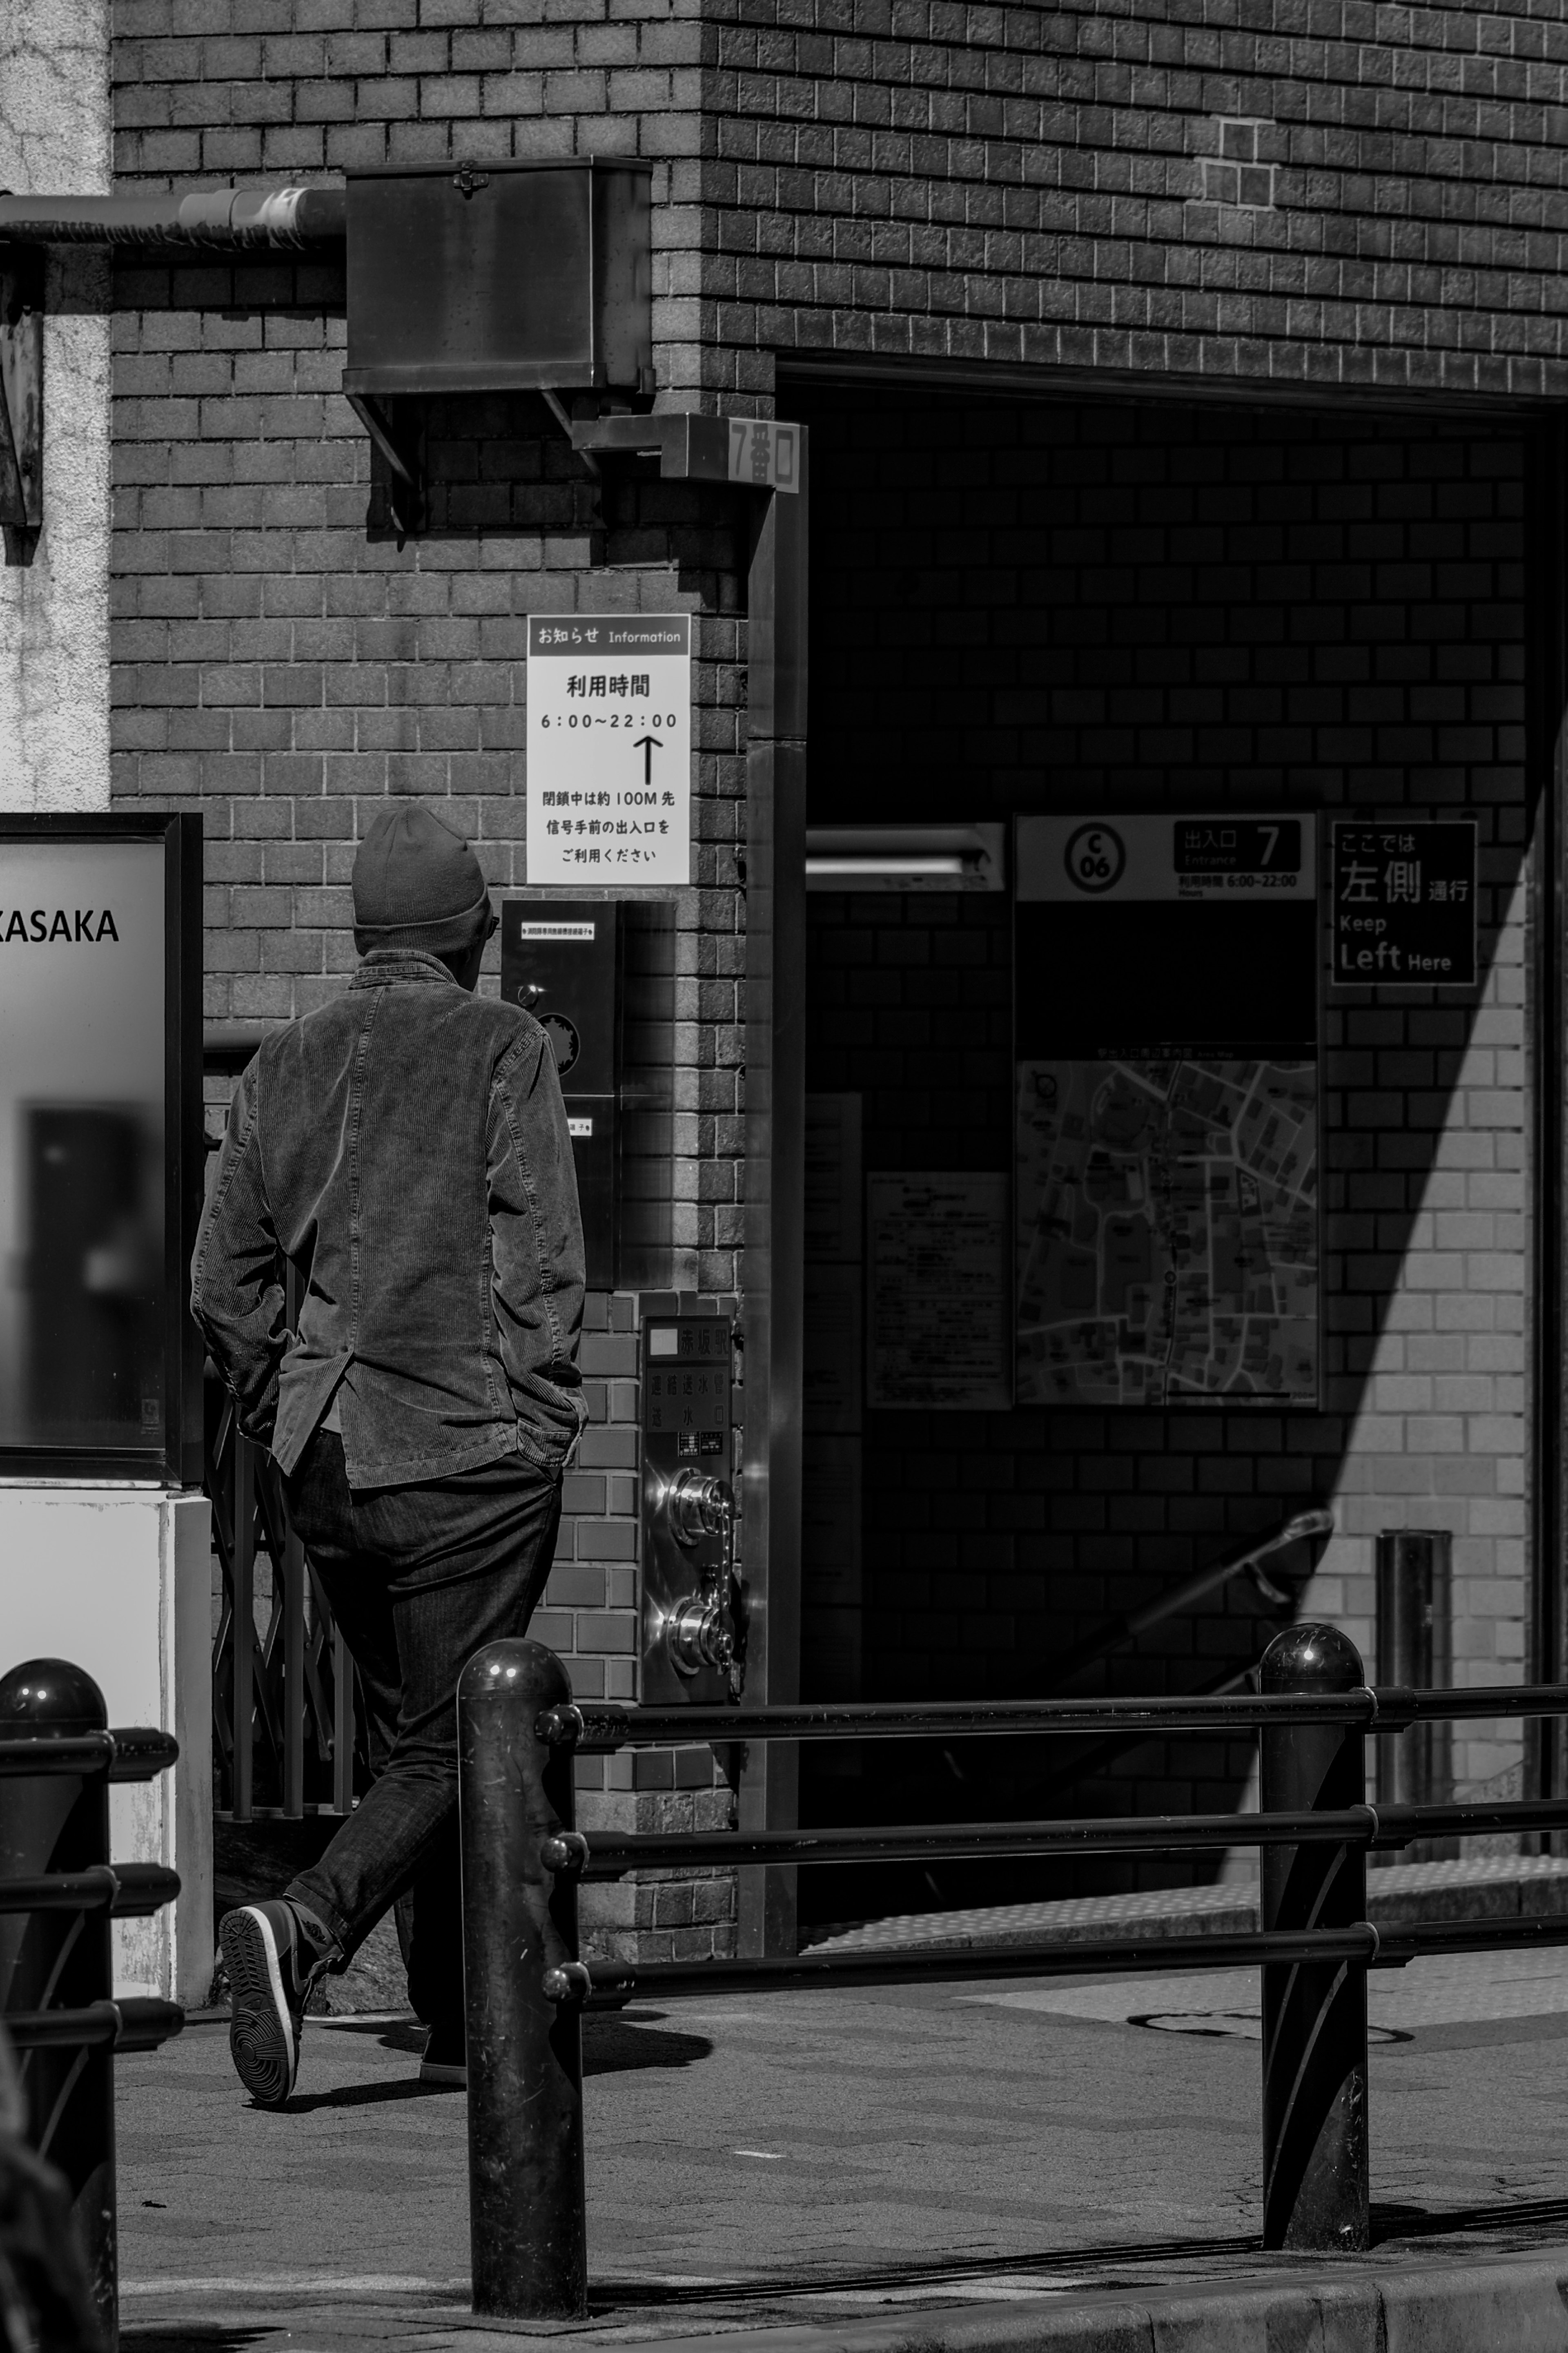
[118,1949,1568,2351]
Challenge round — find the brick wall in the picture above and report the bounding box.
[721,0,1568,403]
[107,0,1561,1941]
[798,382,1532,1915]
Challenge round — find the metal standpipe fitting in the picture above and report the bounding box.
[659,1472,738,1680]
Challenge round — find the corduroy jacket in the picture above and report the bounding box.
[191,951,587,1489]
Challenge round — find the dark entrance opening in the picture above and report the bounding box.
[786,375,1544,1937]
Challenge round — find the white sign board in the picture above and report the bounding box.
[866,1172,1012,1410]
[526,615,691,886]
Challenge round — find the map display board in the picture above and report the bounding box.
[526,614,691,885]
[1015,815,1319,1410]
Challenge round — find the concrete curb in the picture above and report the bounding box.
[595,2250,1568,2353]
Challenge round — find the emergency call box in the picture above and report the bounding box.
[499,898,674,1292]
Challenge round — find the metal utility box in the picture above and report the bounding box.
[342,161,653,396]
[640,1312,740,1706]
[499,899,674,1292]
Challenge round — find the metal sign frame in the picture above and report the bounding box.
[0,812,203,1486]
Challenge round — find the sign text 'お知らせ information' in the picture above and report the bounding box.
[527,616,691,886]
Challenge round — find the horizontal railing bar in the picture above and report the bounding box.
[580,1807,1379,1876]
[0,1735,115,1776]
[5,1997,184,2053]
[1375,1914,1568,1964]
[0,1729,178,1782]
[550,1681,1568,1753]
[548,1694,1379,1750]
[1375,1796,1568,1845]
[1373,1683,1568,1725]
[0,1864,181,1918]
[600,1924,1379,1998]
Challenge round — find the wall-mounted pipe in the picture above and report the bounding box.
[0,186,345,248]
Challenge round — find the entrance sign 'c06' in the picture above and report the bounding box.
[1014,814,1320,1411]
[526,615,692,886]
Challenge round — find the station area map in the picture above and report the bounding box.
[1016,1057,1318,1407]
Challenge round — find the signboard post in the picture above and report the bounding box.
[1330,821,1477,987]
[526,614,692,886]
[1014,814,1319,1409]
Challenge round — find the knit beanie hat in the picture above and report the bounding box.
[352,805,492,956]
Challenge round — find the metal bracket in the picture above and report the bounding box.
[345,389,423,538]
[0,244,44,536]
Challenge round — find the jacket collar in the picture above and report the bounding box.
[350,950,461,990]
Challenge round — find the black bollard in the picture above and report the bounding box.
[458,1639,587,2322]
[0,1659,118,2340]
[1258,1622,1371,2253]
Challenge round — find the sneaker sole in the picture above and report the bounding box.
[220,1908,300,2107]
[419,2059,467,2088]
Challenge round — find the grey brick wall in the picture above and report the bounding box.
[110,0,1558,1935]
[718,0,1568,402]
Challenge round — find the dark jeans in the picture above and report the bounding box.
[282,1428,562,2025]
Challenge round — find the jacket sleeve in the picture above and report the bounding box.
[487,1022,588,1440]
[189,1062,287,1446]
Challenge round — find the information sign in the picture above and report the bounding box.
[866,1173,1012,1410]
[526,614,691,886]
[1330,821,1477,986]
[1015,814,1319,1409]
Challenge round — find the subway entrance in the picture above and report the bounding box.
[785,377,1542,1937]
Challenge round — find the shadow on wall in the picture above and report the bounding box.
[793,383,1542,1921]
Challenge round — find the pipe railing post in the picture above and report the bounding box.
[0,1659,119,2339]
[458,1639,587,2322]
[1259,1622,1371,2252]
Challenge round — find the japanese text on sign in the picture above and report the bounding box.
[1330,822,1477,986]
[526,615,691,886]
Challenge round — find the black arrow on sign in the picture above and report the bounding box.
[633,734,662,785]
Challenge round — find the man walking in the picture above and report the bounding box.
[192,806,585,2105]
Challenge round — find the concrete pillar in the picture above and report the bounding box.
[0,0,112,812]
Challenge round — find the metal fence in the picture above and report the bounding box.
[453,1624,1568,2323]
[205,1366,366,1821]
[0,1658,184,2341]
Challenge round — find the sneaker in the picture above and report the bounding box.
[419,2020,467,2088]
[218,1901,316,2106]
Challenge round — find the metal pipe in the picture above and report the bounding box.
[547,1679,1568,1753]
[1376,1913,1568,1963]
[1374,1795,1568,1846]
[6,2000,184,2052]
[0,185,346,248]
[459,1639,587,2323]
[601,1925,1382,2000]
[1372,1682,1568,1723]
[1260,1624,1370,2255]
[575,1806,1380,1876]
[543,1691,1380,1751]
[0,1730,179,1780]
[0,1865,180,1917]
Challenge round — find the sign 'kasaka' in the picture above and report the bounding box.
[0,907,120,941]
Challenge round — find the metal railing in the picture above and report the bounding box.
[0,1657,184,2341]
[452,1626,1568,2321]
[206,1365,366,1820]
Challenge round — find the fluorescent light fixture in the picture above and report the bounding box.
[804,825,1006,892]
